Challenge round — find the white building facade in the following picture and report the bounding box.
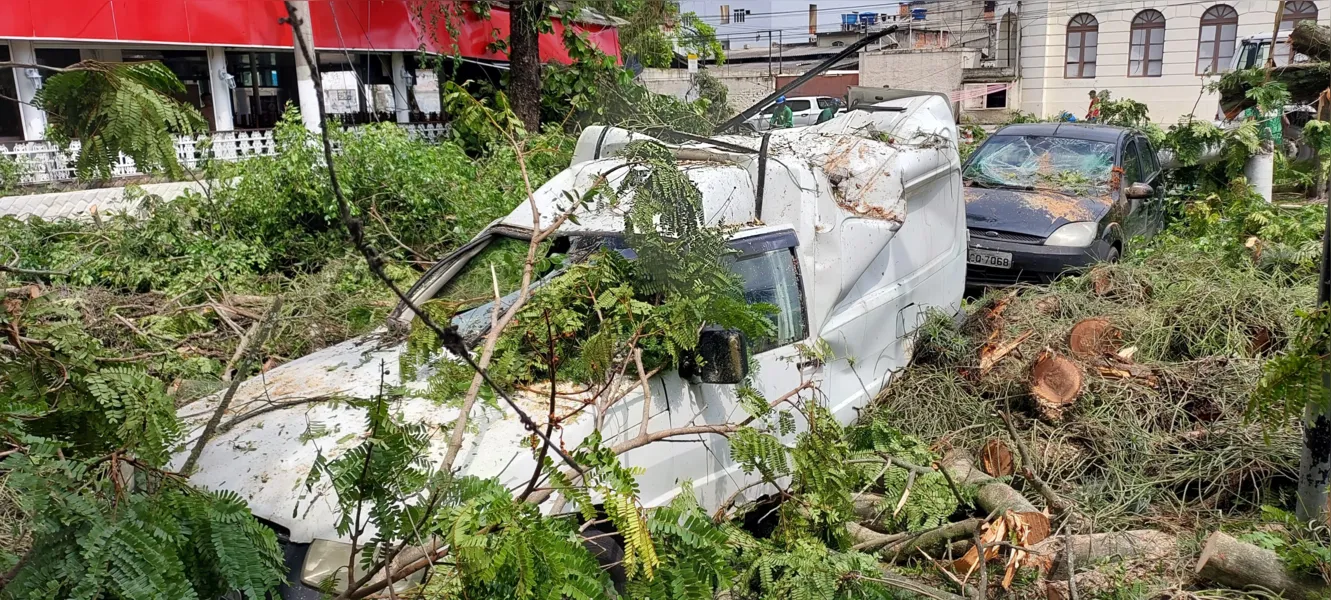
[1017,0,1322,123]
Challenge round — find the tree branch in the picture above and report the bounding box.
[280,1,578,473]
[179,297,281,475]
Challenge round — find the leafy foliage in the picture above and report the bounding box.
[0,101,580,599]
[598,1,725,68]
[540,29,724,134]
[36,61,205,180]
[1250,307,1331,429]
[1242,505,1331,583]
[0,294,285,599]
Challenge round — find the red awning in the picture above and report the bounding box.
[0,0,621,64]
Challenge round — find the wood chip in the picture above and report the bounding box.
[978,330,1033,375]
[979,439,1016,477]
[953,517,1007,578]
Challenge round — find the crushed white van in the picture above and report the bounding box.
[172,89,968,597]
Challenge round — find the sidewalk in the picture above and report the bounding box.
[0,180,208,221]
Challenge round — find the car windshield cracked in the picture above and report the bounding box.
[964,135,1116,194]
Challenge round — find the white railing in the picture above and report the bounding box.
[1,122,449,185]
[401,122,449,143]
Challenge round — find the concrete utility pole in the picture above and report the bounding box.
[391,52,410,124]
[287,0,322,132]
[206,46,235,132]
[8,40,47,140]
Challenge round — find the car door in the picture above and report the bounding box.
[1135,135,1166,237]
[1118,138,1147,240]
[786,99,815,126]
[662,229,818,510]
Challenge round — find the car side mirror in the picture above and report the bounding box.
[1125,182,1153,199]
[680,329,750,385]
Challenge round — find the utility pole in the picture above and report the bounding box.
[287,0,322,132]
[1301,150,1331,523]
[1295,5,1331,523]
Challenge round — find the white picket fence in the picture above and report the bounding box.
[1,122,450,185]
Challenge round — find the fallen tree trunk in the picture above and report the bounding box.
[940,452,1038,514]
[854,493,893,532]
[1034,530,1175,579]
[881,518,984,562]
[848,522,908,552]
[1292,20,1331,64]
[1194,531,1330,599]
[849,517,983,560]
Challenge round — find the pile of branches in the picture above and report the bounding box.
[1218,20,1331,116]
[854,245,1321,597]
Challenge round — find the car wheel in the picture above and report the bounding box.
[582,526,627,595]
[1105,245,1121,263]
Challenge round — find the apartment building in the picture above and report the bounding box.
[1018,0,1320,123]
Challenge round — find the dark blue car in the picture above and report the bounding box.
[962,122,1166,286]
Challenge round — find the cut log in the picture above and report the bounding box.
[1029,351,1082,421]
[1291,20,1331,64]
[849,515,982,559]
[1194,531,1329,599]
[940,451,1038,514]
[1031,530,1176,580]
[1067,318,1120,359]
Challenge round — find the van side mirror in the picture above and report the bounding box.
[1125,182,1153,199]
[680,329,750,385]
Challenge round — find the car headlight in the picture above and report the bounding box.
[1044,222,1098,247]
[301,539,426,593]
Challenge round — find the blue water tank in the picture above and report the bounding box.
[912,7,927,20]
[841,13,859,25]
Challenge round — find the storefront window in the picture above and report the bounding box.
[0,45,22,140]
[225,51,296,129]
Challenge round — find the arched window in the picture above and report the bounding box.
[1128,10,1165,77]
[1197,5,1238,75]
[1064,13,1098,79]
[1281,1,1318,31]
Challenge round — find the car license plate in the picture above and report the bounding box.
[968,248,1013,269]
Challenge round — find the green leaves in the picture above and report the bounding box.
[36,61,206,180]
[1250,307,1331,429]
[0,454,285,599]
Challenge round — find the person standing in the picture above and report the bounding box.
[770,96,794,129]
[1086,90,1101,123]
[816,100,838,124]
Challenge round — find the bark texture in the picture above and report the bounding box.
[508,0,546,132]
[1291,20,1331,63]
[940,451,1039,514]
[1195,531,1330,599]
[1032,530,1176,579]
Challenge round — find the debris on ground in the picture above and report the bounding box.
[841,245,1315,597]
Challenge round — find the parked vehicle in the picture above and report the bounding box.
[171,92,966,598]
[963,122,1164,286]
[743,95,842,131]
